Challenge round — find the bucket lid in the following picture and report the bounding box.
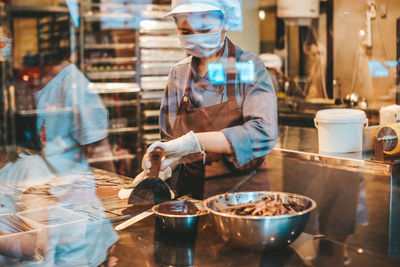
[315,109,366,123]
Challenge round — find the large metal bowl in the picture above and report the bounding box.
[203,191,317,250]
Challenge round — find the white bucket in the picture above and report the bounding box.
[314,109,368,153]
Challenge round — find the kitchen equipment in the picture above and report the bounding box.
[128,147,174,205]
[375,123,400,155]
[203,191,316,250]
[0,214,42,261]
[343,92,359,107]
[314,109,368,153]
[17,206,88,256]
[152,200,207,235]
[115,195,192,231]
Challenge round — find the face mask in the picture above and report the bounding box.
[179,27,225,58]
[1,37,12,62]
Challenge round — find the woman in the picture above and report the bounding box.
[133,0,277,199]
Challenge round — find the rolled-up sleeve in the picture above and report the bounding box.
[221,62,278,167]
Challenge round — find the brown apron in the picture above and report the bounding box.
[171,39,268,199]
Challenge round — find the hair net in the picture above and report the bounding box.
[167,0,242,30]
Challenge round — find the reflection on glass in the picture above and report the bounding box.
[0,31,118,265]
[154,218,197,267]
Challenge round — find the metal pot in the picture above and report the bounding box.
[203,191,317,250]
[152,200,208,235]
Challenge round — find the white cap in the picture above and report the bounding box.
[259,53,282,71]
[166,0,242,30]
[166,2,222,16]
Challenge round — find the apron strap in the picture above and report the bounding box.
[177,69,192,115]
[226,39,237,102]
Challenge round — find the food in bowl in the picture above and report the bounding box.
[152,200,208,234]
[158,200,201,216]
[212,193,307,216]
[204,192,317,249]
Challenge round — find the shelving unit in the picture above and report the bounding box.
[138,4,186,148]
[37,13,70,67]
[80,0,142,177]
[6,5,73,150]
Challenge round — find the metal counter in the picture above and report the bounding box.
[274,125,400,258]
[111,216,400,267]
[110,125,400,264]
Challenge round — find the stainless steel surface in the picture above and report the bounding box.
[203,191,316,250]
[152,200,207,235]
[274,125,400,258]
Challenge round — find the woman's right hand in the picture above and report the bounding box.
[142,131,203,175]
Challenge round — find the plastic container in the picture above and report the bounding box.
[314,109,368,153]
[18,206,88,253]
[0,214,42,261]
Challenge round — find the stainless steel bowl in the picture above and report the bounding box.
[204,191,317,250]
[152,200,208,235]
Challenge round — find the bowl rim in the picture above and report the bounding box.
[152,200,208,218]
[203,191,317,220]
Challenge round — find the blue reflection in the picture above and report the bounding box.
[66,0,79,27]
[368,61,389,77]
[235,61,255,83]
[101,17,140,30]
[207,62,226,85]
[207,61,256,85]
[385,60,399,69]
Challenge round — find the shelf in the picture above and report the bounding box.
[85,57,137,64]
[89,83,141,94]
[7,5,69,16]
[143,133,161,141]
[13,107,73,116]
[143,124,159,131]
[141,76,168,91]
[108,127,139,134]
[87,71,136,80]
[83,14,135,22]
[143,133,161,145]
[87,154,136,163]
[140,97,163,104]
[104,99,138,107]
[143,110,159,118]
[85,43,135,50]
[139,29,177,35]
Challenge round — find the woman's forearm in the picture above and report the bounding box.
[195,131,233,154]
